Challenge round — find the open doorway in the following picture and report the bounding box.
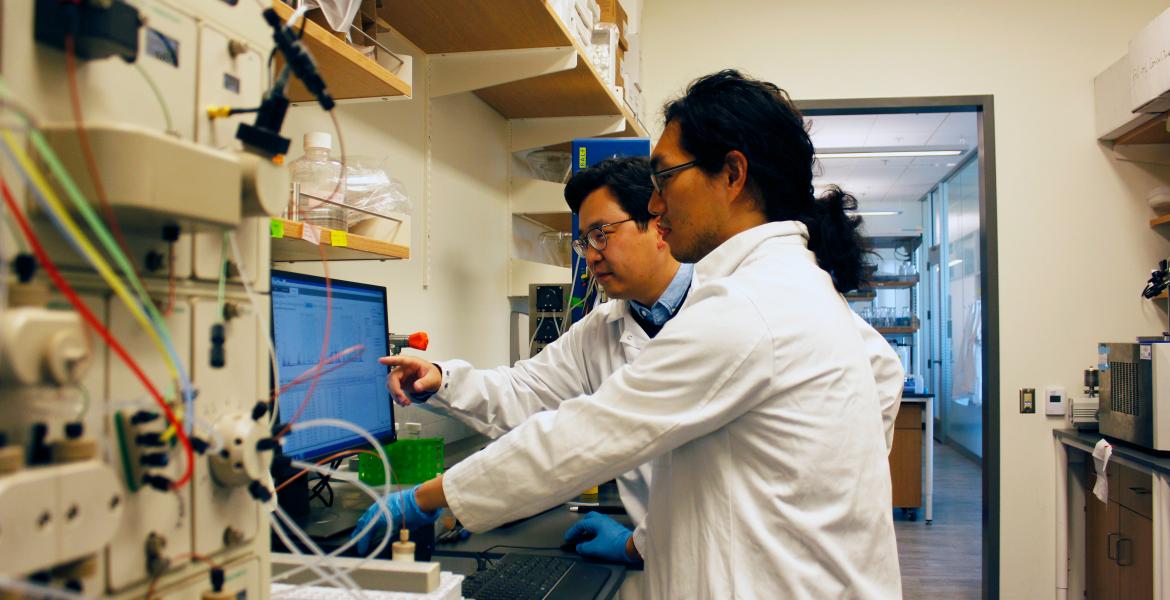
[799,97,998,599]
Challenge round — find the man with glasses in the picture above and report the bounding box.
[359,157,687,563]
[362,70,904,598]
[357,154,905,577]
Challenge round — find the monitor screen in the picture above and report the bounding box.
[271,270,395,461]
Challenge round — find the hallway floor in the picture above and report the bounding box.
[895,440,982,599]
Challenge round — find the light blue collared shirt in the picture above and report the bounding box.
[628,263,694,326]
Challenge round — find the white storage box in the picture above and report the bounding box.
[1094,55,1162,141]
[1130,5,1170,113]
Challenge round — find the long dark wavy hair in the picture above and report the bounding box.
[663,69,865,292]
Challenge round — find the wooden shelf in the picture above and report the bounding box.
[273,2,411,103]
[1150,214,1170,228]
[878,325,920,335]
[865,235,923,252]
[380,0,645,137]
[845,290,876,302]
[271,218,409,262]
[867,276,920,289]
[517,212,572,233]
[1115,113,1170,146]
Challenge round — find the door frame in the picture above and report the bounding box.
[796,95,999,600]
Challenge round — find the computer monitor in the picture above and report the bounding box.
[270,270,396,462]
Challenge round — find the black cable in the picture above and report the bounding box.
[306,457,343,507]
[307,475,333,506]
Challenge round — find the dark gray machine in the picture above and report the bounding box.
[528,283,573,356]
[1099,341,1170,452]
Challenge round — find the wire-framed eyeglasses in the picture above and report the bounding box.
[650,160,698,194]
[571,218,636,257]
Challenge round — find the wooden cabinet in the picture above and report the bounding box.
[889,402,923,511]
[1084,460,1153,600]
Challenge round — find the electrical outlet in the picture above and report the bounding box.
[1020,388,1036,413]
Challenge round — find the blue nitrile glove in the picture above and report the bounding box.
[351,485,440,555]
[563,512,640,564]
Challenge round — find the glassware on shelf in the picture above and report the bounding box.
[525,150,572,183]
[287,132,347,230]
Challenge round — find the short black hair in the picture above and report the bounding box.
[564,156,655,230]
[663,69,865,292]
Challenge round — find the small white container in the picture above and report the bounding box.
[1148,185,1170,214]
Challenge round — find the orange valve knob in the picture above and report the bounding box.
[407,332,429,351]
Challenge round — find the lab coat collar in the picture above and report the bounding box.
[605,300,629,324]
[694,220,810,285]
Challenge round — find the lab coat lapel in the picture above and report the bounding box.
[617,307,648,364]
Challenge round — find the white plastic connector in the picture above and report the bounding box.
[0,460,123,576]
[0,307,91,386]
[208,411,274,494]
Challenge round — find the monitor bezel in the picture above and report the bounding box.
[269,269,397,462]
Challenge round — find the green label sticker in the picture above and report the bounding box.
[269,218,284,238]
[578,147,587,168]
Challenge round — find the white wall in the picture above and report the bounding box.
[282,45,511,443]
[641,1,1170,597]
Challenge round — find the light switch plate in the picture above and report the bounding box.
[1020,388,1036,413]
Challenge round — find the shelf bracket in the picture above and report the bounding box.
[1109,143,1170,167]
[510,115,626,152]
[429,47,578,98]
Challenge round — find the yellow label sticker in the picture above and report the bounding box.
[269,218,284,238]
[578,147,587,168]
[330,229,348,247]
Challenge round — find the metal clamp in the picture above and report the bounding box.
[296,190,406,224]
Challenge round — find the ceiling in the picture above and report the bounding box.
[807,111,978,207]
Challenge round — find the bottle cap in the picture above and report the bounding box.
[303,132,332,151]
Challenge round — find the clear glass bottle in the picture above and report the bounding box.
[287,132,347,230]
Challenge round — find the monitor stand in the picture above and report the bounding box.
[300,508,360,539]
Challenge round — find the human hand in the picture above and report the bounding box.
[563,512,640,564]
[379,356,441,405]
[350,485,440,555]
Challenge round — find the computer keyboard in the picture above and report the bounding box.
[461,553,612,600]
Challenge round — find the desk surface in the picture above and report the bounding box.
[276,481,630,599]
[431,503,630,599]
[1055,428,1170,476]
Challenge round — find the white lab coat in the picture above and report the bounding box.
[442,222,903,599]
[424,267,903,561]
[422,298,658,553]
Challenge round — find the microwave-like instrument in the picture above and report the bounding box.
[1099,342,1170,452]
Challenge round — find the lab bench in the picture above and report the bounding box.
[272,479,630,599]
[892,393,934,523]
[1054,429,1170,599]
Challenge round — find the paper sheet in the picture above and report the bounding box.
[1092,438,1113,503]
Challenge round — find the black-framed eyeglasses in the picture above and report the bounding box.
[572,218,635,257]
[650,160,698,194]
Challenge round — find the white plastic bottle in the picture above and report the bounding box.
[287,132,347,230]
